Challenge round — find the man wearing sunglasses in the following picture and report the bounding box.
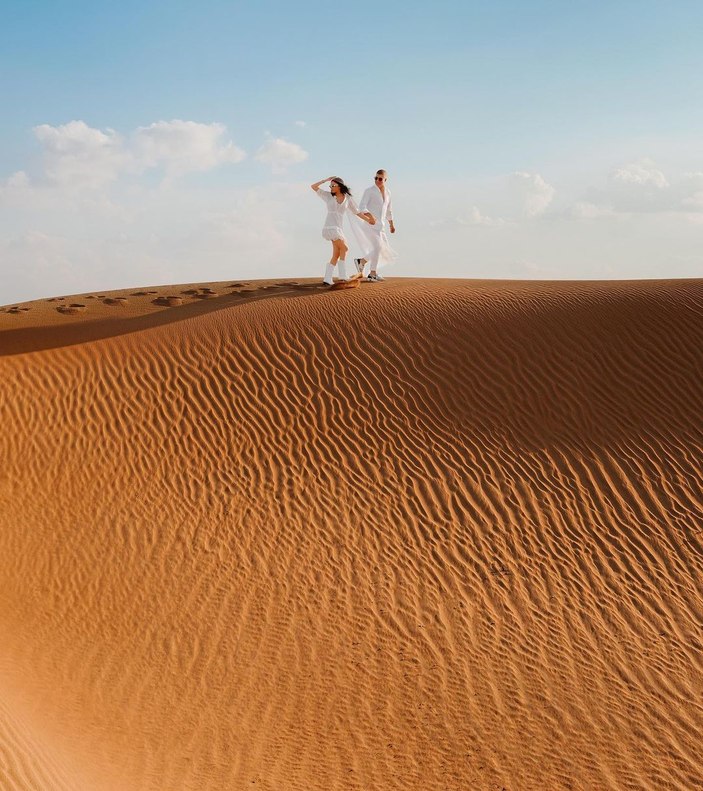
[354,169,396,281]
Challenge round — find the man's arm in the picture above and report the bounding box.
[358,187,376,224]
[348,195,376,224]
[387,192,395,232]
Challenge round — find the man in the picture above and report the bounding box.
[354,169,396,281]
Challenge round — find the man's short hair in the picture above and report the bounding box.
[376,169,387,176]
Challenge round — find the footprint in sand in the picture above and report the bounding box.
[181,289,200,295]
[195,288,218,299]
[103,297,128,306]
[153,296,184,307]
[7,306,30,314]
[56,304,87,315]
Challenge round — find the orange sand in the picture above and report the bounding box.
[1,278,702,790]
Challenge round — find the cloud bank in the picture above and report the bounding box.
[30,120,249,188]
[255,136,309,174]
[22,120,310,189]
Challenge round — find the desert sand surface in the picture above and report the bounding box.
[1,277,702,791]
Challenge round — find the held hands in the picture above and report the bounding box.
[367,215,376,225]
[390,222,396,234]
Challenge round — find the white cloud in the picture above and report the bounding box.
[578,159,703,217]
[681,191,703,211]
[133,120,245,176]
[679,173,703,214]
[429,171,553,228]
[255,136,308,174]
[571,201,616,220]
[4,171,30,189]
[682,171,703,186]
[612,159,669,189]
[34,120,129,188]
[512,171,555,217]
[456,205,506,227]
[30,119,246,189]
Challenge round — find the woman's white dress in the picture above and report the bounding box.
[316,189,360,242]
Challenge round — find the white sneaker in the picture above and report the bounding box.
[367,272,385,282]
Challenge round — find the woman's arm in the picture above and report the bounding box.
[311,177,335,191]
[348,195,375,224]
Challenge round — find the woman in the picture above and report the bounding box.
[311,176,376,285]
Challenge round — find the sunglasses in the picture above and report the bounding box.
[375,176,385,181]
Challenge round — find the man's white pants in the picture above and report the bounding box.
[364,228,385,269]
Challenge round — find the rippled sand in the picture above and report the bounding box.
[1,278,702,790]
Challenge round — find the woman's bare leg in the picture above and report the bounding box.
[323,241,339,284]
[337,240,349,279]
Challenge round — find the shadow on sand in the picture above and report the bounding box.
[0,281,339,357]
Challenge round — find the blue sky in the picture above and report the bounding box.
[2,1,703,302]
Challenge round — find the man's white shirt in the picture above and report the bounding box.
[358,185,393,230]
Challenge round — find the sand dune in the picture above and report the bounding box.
[1,278,702,790]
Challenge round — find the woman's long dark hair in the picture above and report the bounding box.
[331,177,352,196]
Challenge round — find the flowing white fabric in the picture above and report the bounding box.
[354,184,397,269]
[346,216,398,269]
